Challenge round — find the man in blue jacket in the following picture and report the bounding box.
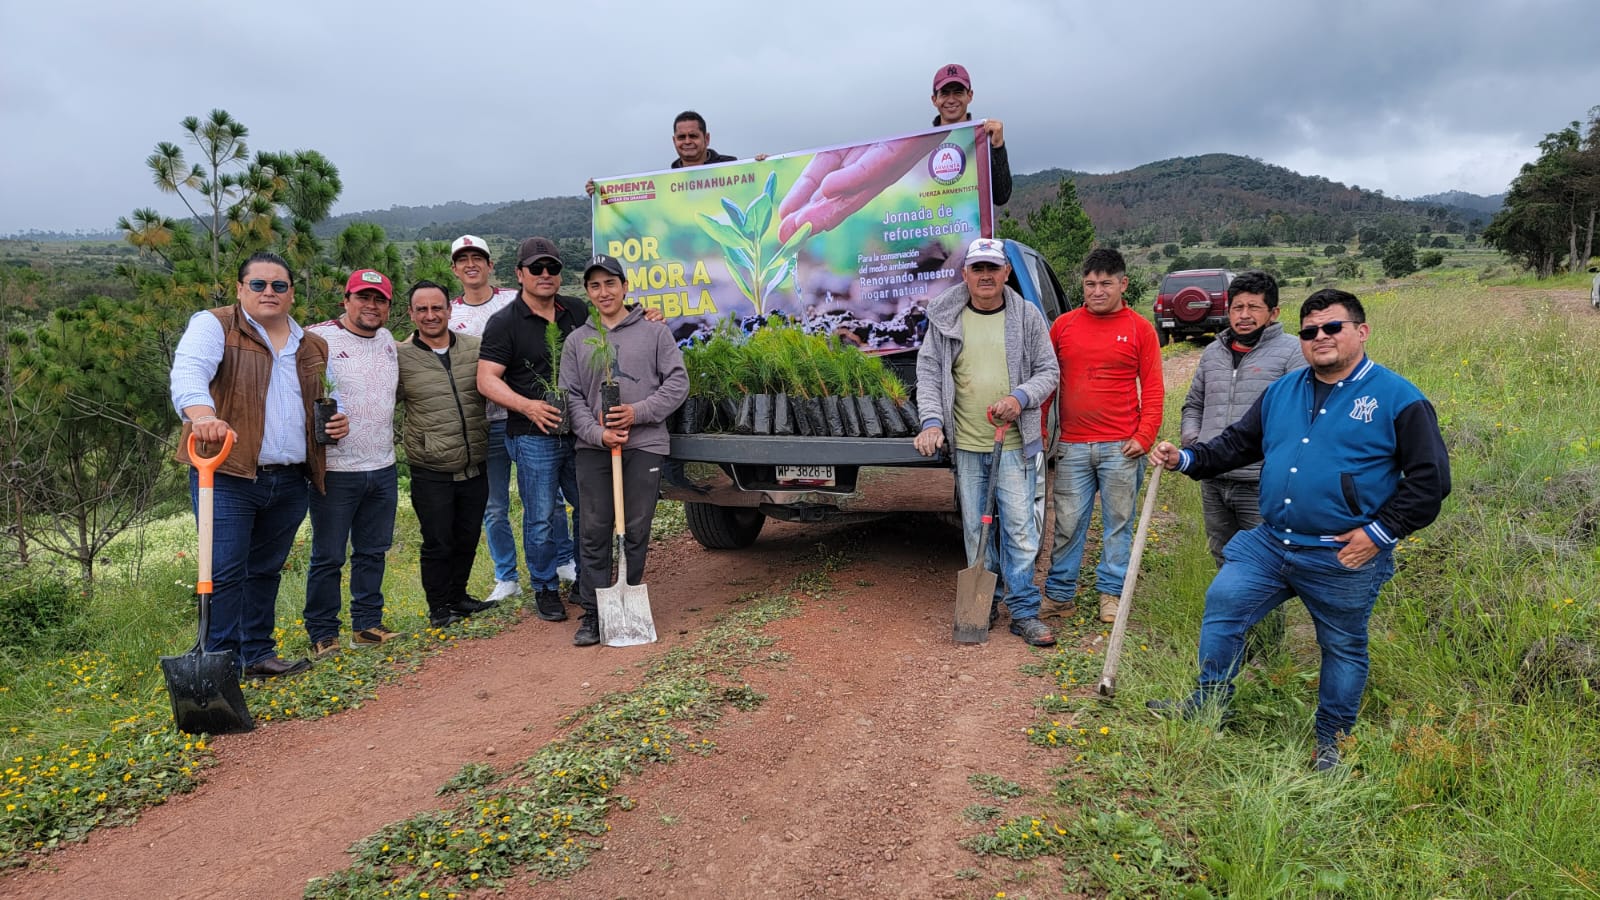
[1148,289,1450,771]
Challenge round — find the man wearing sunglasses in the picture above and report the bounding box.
[303,270,405,656]
[1178,271,1307,658]
[477,236,591,623]
[170,252,349,679]
[1148,288,1450,772]
[447,235,576,607]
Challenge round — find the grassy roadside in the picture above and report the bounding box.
[0,493,683,866]
[961,273,1600,897]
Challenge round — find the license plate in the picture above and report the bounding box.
[776,464,835,487]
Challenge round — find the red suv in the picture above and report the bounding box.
[1153,269,1234,345]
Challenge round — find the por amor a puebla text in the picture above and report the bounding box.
[607,237,719,319]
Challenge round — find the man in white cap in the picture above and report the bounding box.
[914,237,1059,646]
[448,235,577,604]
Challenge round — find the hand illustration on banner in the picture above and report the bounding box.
[776,133,944,242]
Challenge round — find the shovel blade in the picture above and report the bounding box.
[954,565,997,644]
[160,647,254,735]
[599,582,657,647]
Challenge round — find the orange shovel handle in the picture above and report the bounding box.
[187,430,236,489]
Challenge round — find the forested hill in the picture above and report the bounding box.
[1006,154,1492,242]
[412,197,592,243]
[315,201,507,239]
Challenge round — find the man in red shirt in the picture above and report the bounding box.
[1045,248,1164,623]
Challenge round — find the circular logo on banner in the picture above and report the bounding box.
[928,142,967,185]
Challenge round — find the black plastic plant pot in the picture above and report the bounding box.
[601,383,622,426]
[752,393,774,435]
[793,397,813,435]
[820,395,844,436]
[718,397,738,433]
[802,397,825,435]
[679,397,705,434]
[839,394,862,437]
[895,400,920,435]
[312,397,339,445]
[733,393,755,435]
[856,395,884,438]
[875,397,907,436]
[773,393,794,435]
[543,390,572,435]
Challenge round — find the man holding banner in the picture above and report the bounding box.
[931,63,1012,206]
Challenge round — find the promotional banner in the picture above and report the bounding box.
[591,122,993,354]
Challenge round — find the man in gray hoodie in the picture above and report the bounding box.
[914,237,1059,645]
[560,254,689,646]
[1179,270,1306,653]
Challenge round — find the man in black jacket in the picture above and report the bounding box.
[931,63,1012,206]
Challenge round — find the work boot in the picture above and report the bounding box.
[573,615,600,647]
[533,589,567,622]
[988,600,1008,629]
[1041,596,1078,620]
[1009,617,1057,647]
[1098,592,1120,624]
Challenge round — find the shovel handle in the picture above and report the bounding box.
[187,429,236,490]
[611,444,626,537]
[186,430,233,595]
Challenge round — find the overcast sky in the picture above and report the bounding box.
[3,0,1597,234]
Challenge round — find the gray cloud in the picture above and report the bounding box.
[3,0,1596,233]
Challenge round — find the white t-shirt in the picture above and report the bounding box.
[452,288,519,421]
[307,319,398,472]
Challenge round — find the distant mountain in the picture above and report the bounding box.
[1004,154,1477,241]
[413,197,593,243]
[1409,190,1505,219]
[314,200,509,239]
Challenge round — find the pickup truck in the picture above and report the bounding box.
[664,240,1074,549]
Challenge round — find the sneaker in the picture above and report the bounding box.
[1098,592,1120,624]
[352,625,402,645]
[1041,596,1078,620]
[533,589,568,622]
[1313,743,1341,773]
[451,596,498,615]
[556,561,578,583]
[311,638,341,658]
[429,610,464,628]
[486,580,522,604]
[1008,616,1057,647]
[573,615,600,646]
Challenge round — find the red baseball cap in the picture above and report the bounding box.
[933,63,971,92]
[344,269,393,300]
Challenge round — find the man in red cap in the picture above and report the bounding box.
[303,269,404,655]
[931,63,1011,206]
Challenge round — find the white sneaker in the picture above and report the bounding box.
[556,562,577,583]
[486,580,522,603]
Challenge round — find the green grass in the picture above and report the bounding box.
[0,492,672,866]
[964,277,1600,897]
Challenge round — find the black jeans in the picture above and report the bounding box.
[573,448,664,617]
[410,467,489,614]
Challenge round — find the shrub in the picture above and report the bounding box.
[0,566,81,651]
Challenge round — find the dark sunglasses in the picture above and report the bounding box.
[245,279,291,293]
[523,261,562,276]
[1298,320,1355,341]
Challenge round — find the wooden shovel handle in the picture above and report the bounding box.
[186,430,233,595]
[611,444,626,537]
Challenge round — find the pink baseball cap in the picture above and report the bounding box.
[933,63,971,92]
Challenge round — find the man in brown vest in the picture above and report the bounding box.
[170,252,349,678]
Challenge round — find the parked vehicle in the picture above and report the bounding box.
[664,240,1073,549]
[1152,268,1234,345]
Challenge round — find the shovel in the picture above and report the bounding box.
[161,430,255,735]
[1097,464,1163,699]
[954,419,1009,644]
[597,444,657,647]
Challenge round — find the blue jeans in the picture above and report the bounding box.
[510,432,580,593]
[1045,441,1143,600]
[1188,526,1396,745]
[485,420,574,584]
[191,467,308,667]
[306,465,397,641]
[955,447,1042,620]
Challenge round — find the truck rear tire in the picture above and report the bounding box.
[685,503,765,549]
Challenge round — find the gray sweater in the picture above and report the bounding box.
[1178,322,1306,481]
[915,283,1058,457]
[559,308,689,454]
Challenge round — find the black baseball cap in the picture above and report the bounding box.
[583,254,626,281]
[516,236,561,268]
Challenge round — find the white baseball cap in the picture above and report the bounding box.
[450,235,491,261]
[964,237,1007,267]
